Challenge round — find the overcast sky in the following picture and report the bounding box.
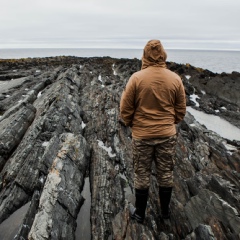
[1,0,240,50]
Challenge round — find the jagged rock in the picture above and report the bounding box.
[0,57,239,240]
[0,103,36,171]
[28,133,89,240]
[188,71,240,128]
[194,224,215,240]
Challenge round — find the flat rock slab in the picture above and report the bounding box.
[0,77,30,94]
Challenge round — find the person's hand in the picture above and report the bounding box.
[118,117,126,126]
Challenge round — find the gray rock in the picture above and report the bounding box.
[0,57,239,240]
[0,104,36,171]
[28,133,89,240]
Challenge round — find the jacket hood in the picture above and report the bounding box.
[141,40,167,69]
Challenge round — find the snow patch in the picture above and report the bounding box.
[190,94,200,107]
[42,141,49,147]
[112,64,117,75]
[39,176,45,183]
[223,143,237,152]
[201,90,206,95]
[81,121,86,129]
[185,75,191,80]
[97,140,116,158]
[98,74,102,82]
[37,91,42,98]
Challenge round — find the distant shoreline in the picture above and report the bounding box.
[1,47,240,51]
[1,49,240,73]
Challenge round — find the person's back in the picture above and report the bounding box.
[128,66,185,139]
[120,39,186,223]
[120,40,186,139]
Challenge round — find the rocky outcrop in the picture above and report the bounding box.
[0,56,239,240]
[177,64,240,129]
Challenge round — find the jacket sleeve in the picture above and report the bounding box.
[174,80,186,124]
[120,75,136,126]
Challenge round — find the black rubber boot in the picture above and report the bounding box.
[129,188,148,223]
[159,187,172,219]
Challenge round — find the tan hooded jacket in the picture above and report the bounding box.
[120,40,186,139]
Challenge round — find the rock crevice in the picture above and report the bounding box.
[0,56,239,240]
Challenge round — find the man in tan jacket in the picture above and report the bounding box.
[120,39,186,223]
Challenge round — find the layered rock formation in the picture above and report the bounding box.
[0,56,239,240]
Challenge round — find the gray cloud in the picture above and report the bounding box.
[1,0,240,49]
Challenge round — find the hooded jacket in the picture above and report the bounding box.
[120,40,186,139]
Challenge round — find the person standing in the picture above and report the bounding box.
[120,39,186,223]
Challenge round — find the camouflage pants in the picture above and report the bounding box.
[132,135,177,189]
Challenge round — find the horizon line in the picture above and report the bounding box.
[1,47,240,52]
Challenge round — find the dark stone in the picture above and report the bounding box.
[0,57,239,239]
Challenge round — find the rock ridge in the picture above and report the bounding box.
[0,56,239,240]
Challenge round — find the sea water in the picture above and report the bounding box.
[0,48,240,73]
[187,107,240,141]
